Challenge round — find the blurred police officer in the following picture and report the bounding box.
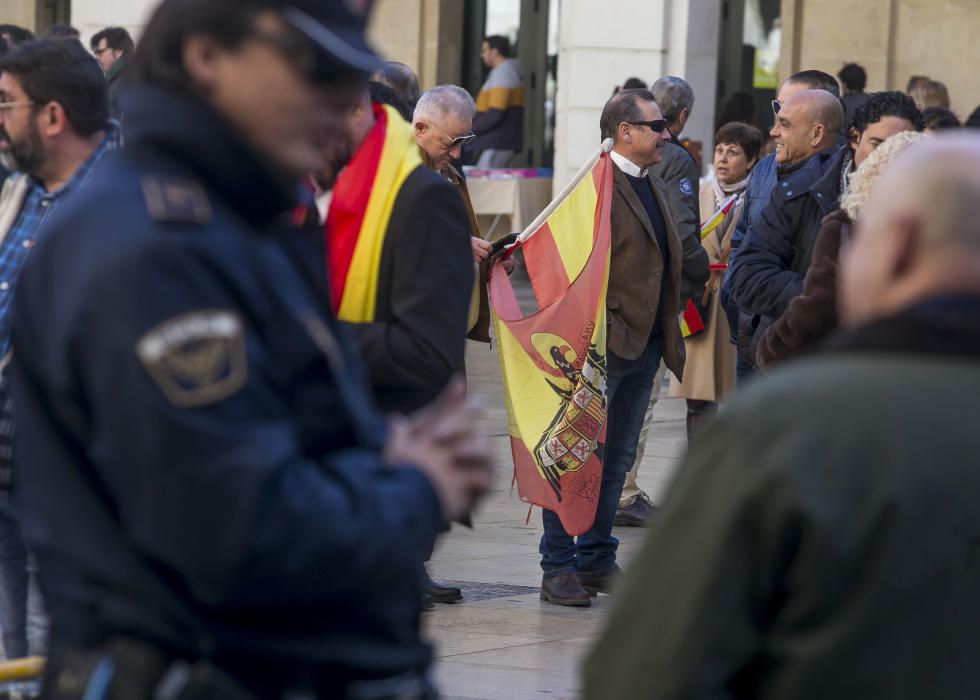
[10,1,492,698]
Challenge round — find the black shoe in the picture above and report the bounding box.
[424,569,462,603]
[614,492,656,527]
[421,594,435,611]
[540,572,592,607]
[578,567,621,596]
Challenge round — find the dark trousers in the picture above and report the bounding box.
[539,336,662,577]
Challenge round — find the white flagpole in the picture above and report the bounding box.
[517,138,615,244]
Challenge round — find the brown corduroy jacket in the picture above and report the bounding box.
[608,164,686,377]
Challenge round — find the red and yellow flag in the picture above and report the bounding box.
[489,152,613,536]
[326,104,422,321]
[699,194,737,241]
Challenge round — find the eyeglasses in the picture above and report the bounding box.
[771,99,782,115]
[626,119,668,134]
[0,100,35,112]
[423,121,477,148]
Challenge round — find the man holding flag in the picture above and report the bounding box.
[493,89,698,606]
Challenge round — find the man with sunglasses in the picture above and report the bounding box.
[539,89,704,606]
[10,1,493,698]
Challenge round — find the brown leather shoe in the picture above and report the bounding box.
[578,568,620,596]
[540,572,592,607]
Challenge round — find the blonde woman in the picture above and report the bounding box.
[671,122,762,440]
[757,129,929,367]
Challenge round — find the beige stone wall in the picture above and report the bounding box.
[780,0,979,119]
[367,0,463,90]
[553,0,720,191]
[0,0,38,32]
[72,0,158,48]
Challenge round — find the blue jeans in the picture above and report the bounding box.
[539,336,662,577]
[736,354,755,385]
[0,501,44,659]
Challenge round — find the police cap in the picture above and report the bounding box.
[275,0,382,77]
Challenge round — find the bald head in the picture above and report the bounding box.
[840,133,980,326]
[770,89,843,165]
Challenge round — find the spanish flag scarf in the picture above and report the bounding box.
[326,103,422,321]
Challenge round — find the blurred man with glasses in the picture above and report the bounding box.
[539,89,705,606]
[0,37,119,661]
[89,27,135,117]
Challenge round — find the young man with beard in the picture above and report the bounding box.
[0,37,119,660]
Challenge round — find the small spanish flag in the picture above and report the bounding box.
[699,194,737,240]
[680,300,706,337]
[681,194,738,337]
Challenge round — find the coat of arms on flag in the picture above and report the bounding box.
[489,142,614,536]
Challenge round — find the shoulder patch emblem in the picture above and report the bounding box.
[142,176,212,225]
[136,310,246,407]
[679,177,694,196]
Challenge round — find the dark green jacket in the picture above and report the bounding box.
[650,141,708,303]
[585,297,980,699]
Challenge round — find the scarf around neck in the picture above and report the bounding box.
[711,173,750,209]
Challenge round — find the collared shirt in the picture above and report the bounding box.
[611,149,648,178]
[311,182,333,224]
[0,124,120,361]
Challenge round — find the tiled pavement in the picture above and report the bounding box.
[426,271,689,699]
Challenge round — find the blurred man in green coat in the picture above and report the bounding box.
[585,132,980,699]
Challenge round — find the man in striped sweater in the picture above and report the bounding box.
[473,35,524,168]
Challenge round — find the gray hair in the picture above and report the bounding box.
[651,76,695,124]
[413,85,476,124]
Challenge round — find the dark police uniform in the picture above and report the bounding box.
[11,85,442,698]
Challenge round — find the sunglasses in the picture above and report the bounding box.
[772,99,782,115]
[424,121,477,148]
[626,119,668,134]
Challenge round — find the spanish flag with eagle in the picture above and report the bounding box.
[489,145,613,536]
